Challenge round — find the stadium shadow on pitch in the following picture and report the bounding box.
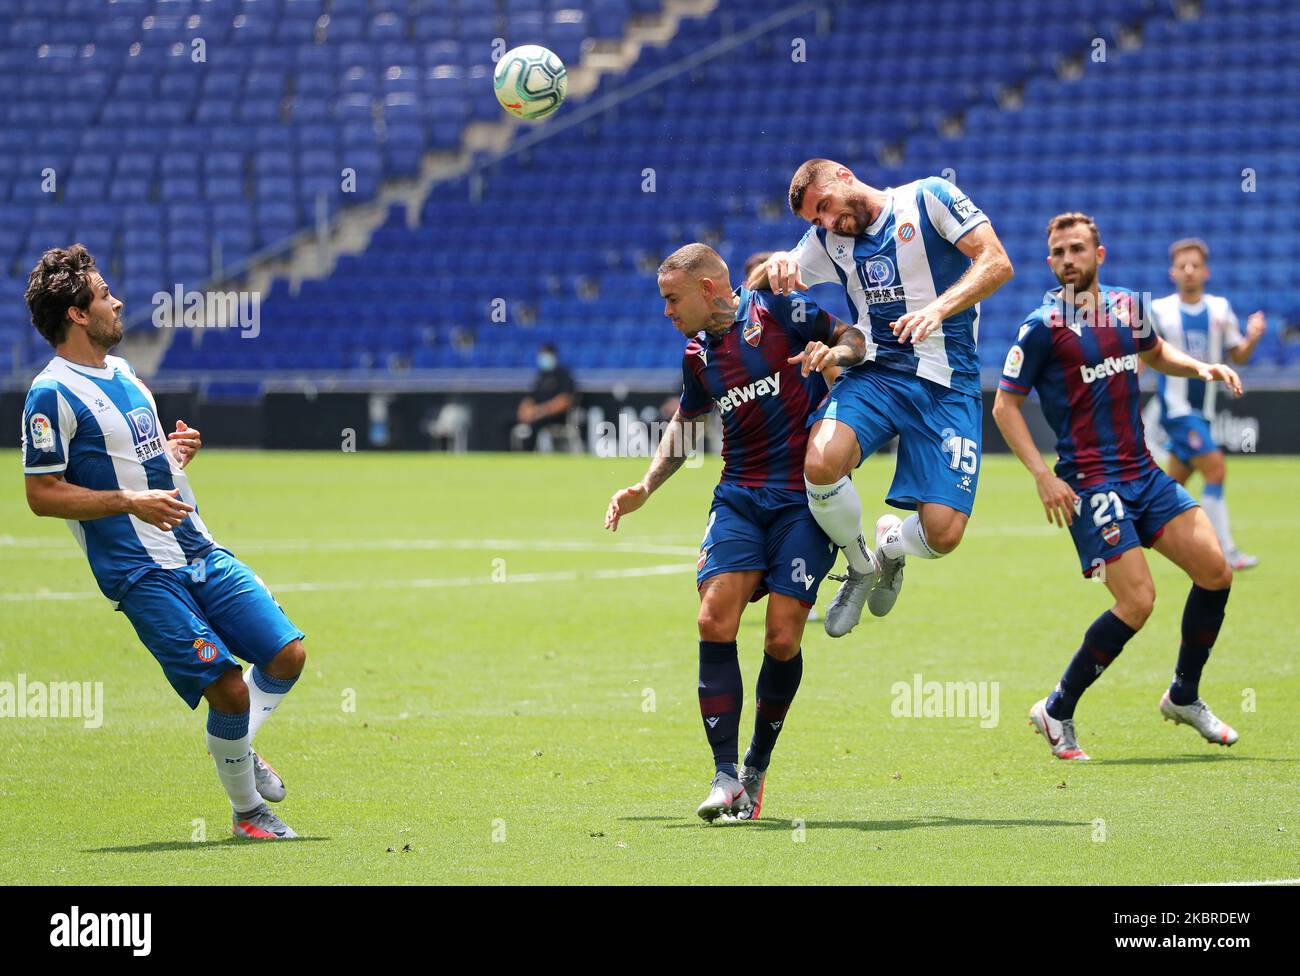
[84,837,331,853]
[621,816,1089,831]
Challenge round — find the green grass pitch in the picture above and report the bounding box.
[1,451,1296,885]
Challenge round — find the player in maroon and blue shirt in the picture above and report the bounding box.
[604,243,866,821]
[993,213,1245,761]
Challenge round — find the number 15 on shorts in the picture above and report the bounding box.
[943,432,978,474]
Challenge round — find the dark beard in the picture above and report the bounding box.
[1057,266,1097,296]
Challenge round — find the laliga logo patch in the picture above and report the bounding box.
[29,413,54,451]
[864,257,896,288]
[896,222,917,243]
[193,638,219,663]
[1102,523,1121,546]
[743,320,763,347]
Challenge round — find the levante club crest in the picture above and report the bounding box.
[743,320,762,346]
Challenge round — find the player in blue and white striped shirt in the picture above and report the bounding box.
[763,160,1014,637]
[21,245,305,840]
[1148,238,1267,570]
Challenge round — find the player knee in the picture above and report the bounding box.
[1117,587,1155,628]
[922,515,966,554]
[696,609,738,643]
[1201,559,1233,591]
[803,452,842,487]
[266,639,306,679]
[763,630,801,661]
[205,668,250,713]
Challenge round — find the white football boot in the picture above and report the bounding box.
[732,764,766,821]
[823,545,880,638]
[696,771,749,822]
[868,514,905,618]
[1159,690,1239,746]
[1028,697,1090,760]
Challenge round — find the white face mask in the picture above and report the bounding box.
[537,352,557,371]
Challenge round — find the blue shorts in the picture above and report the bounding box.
[809,365,982,515]
[697,483,837,606]
[1068,466,1199,577]
[1163,413,1218,464]
[116,548,305,709]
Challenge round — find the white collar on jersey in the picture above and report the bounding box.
[863,189,895,237]
[52,355,118,379]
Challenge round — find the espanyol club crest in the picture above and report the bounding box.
[193,638,219,663]
[1102,523,1122,546]
[743,320,762,347]
[896,222,917,243]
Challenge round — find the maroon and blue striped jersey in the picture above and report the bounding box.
[679,287,837,490]
[998,284,1159,489]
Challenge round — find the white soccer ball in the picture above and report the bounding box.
[493,44,567,120]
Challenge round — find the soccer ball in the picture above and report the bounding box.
[493,45,567,120]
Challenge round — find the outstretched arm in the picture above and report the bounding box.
[1139,337,1243,396]
[604,409,704,531]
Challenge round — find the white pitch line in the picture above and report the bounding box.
[0,562,694,603]
[0,536,698,557]
[1175,878,1300,887]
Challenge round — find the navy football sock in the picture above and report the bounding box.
[1046,610,1137,720]
[1169,584,1230,706]
[744,650,803,772]
[698,640,742,779]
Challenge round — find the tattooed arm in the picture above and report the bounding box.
[788,319,868,377]
[604,409,705,531]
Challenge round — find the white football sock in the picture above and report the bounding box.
[806,476,875,575]
[881,514,944,560]
[1201,487,1236,553]
[206,709,261,813]
[244,666,298,741]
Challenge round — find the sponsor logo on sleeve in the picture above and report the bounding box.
[1003,345,1024,378]
[952,195,978,220]
[29,413,54,452]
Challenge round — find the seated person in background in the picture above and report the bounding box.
[513,343,578,451]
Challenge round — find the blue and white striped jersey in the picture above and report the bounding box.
[789,176,989,396]
[1149,293,1243,421]
[21,355,216,603]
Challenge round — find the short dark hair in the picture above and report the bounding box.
[25,244,98,348]
[1045,212,1101,247]
[788,158,840,215]
[743,251,773,279]
[1168,237,1209,263]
